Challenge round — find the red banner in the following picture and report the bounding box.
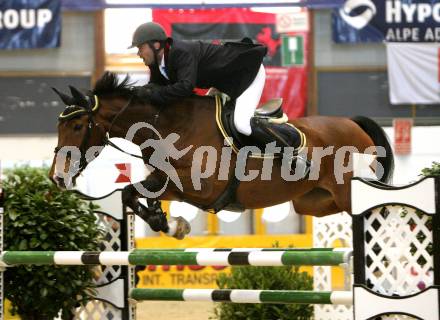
[153,8,308,119]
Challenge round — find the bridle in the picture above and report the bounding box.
[102,92,163,161]
[55,95,100,172]
[55,93,163,174]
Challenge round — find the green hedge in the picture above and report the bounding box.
[3,166,103,320]
[213,246,313,320]
[421,161,440,177]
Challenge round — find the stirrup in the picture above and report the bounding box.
[255,98,283,118]
[289,155,313,179]
[254,98,288,124]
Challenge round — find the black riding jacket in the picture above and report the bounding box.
[148,39,267,105]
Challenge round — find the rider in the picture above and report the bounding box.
[129,22,310,175]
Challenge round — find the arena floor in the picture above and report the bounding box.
[137,301,214,320]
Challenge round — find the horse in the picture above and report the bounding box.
[49,72,394,239]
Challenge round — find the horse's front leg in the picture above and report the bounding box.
[121,176,191,239]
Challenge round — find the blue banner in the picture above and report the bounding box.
[60,0,344,11]
[61,0,104,11]
[0,0,61,50]
[333,0,440,43]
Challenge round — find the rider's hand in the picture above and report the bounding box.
[132,86,153,101]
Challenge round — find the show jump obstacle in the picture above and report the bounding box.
[0,189,137,320]
[0,176,439,320]
[0,248,352,267]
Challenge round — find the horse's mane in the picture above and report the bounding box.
[92,71,214,107]
[92,71,134,98]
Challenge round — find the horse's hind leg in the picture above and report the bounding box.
[121,178,191,239]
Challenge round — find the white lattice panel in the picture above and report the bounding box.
[95,214,123,286]
[73,300,122,320]
[97,214,122,252]
[72,201,135,320]
[313,212,353,320]
[364,206,434,295]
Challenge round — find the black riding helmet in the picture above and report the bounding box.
[129,22,167,48]
[129,22,168,66]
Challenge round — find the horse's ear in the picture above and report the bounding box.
[52,87,75,106]
[69,85,89,109]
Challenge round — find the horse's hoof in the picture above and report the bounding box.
[169,216,191,240]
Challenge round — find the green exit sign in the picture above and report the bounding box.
[281,35,304,67]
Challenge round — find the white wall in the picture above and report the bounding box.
[0,135,57,162]
[384,126,440,185]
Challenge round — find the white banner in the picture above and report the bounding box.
[387,43,440,105]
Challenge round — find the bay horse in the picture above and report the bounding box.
[49,72,394,239]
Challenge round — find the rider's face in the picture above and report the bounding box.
[137,42,161,66]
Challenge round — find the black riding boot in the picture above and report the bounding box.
[250,117,312,178]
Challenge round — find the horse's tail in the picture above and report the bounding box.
[351,116,395,183]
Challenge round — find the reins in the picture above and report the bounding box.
[55,91,164,168]
[101,96,145,160]
[103,96,163,161]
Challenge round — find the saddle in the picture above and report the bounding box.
[192,94,310,214]
[214,95,306,159]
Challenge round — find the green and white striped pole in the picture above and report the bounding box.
[0,248,351,267]
[130,289,353,305]
[133,248,345,252]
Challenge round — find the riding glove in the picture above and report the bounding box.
[132,86,153,102]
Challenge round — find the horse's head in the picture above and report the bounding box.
[49,85,107,189]
[49,71,187,190]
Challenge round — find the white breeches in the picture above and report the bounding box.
[234,64,266,136]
